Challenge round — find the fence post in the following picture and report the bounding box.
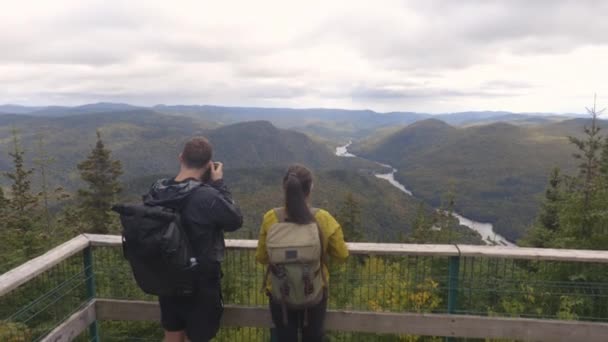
[446,255,461,342]
[83,246,100,342]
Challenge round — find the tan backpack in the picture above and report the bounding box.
[264,208,327,325]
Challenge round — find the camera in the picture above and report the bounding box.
[202,162,220,183]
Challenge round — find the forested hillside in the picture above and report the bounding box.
[1,110,485,274]
[352,118,602,241]
[3,104,608,341]
[0,112,380,190]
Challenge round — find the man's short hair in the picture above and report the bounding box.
[182,137,212,169]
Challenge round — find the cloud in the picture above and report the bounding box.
[482,80,535,90]
[0,0,607,113]
[351,85,519,100]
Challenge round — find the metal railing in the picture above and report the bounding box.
[2,234,608,341]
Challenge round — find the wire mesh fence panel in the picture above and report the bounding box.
[457,257,608,320]
[0,252,89,342]
[327,255,450,314]
[4,241,608,341]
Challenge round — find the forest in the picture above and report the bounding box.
[1,104,608,340]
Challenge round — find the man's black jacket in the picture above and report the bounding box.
[143,178,243,266]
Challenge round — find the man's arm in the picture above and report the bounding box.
[208,179,243,232]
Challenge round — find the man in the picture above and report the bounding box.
[143,137,243,342]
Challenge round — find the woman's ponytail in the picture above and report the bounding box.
[283,164,314,224]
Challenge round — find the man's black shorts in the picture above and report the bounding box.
[159,276,224,342]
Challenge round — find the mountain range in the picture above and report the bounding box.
[0,102,596,242]
[0,103,583,143]
[351,118,601,240]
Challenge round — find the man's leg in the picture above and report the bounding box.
[185,278,223,342]
[159,296,188,342]
[164,330,186,342]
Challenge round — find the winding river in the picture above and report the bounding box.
[336,142,515,247]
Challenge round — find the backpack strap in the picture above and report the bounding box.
[273,207,287,223]
[170,182,204,265]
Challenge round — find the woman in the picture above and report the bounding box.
[256,164,349,342]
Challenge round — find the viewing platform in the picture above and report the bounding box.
[2,234,608,341]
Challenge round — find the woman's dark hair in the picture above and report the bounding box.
[283,164,314,224]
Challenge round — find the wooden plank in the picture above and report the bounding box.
[86,235,608,263]
[94,299,608,342]
[326,311,608,342]
[225,241,460,257]
[458,245,608,263]
[347,242,459,256]
[86,235,460,257]
[41,300,96,342]
[85,233,121,247]
[225,239,258,250]
[0,235,90,297]
[95,299,272,327]
[96,299,159,321]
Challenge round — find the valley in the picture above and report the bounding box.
[0,103,593,245]
[336,142,514,246]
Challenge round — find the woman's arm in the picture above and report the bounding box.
[255,210,276,265]
[320,210,349,262]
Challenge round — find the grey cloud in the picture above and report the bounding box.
[50,2,146,32]
[1,0,606,112]
[482,80,535,90]
[236,65,309,79]
[304,0,608,71]
[244,84,310,99]
[351,85,519,100]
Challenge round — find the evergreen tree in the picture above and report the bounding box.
[0,187,7,212]
[337,192,363,242]
[529,98,608,249]
[599,137,608,187]
[437,186,456,243]
[33,133,55,232]
[3,128,38,230]
[409,202,433,243]
[539,168,562,232]
[567,98,604,236]
[77,131,123,234]
[522,168,563,248]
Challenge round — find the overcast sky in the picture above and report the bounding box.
[1,0,607,113]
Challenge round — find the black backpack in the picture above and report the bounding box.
[112,202,198,296]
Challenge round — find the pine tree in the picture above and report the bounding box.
[437,186,456,243]
[539,168,562,232]
[0,187,8,222]
[599,137,608,187]
[77,131,123,234]
[3,128,38,230]
[33,133,55,232]
[522,168,562,248]
[337,192,363,242]
[409,202,433,243]
[539,97,608,248]
[567,97,605,235]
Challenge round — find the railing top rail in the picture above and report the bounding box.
[4,234,608,298]
[87,234,608,263]
[0,235,89,297]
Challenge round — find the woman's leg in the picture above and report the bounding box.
[269,301,299,341]
[302,296,328,342]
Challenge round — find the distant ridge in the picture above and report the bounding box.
[0,104,44,114]
[1,102,582,120]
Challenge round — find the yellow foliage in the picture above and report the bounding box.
[353,257,442,313]
[0,321,31,342]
